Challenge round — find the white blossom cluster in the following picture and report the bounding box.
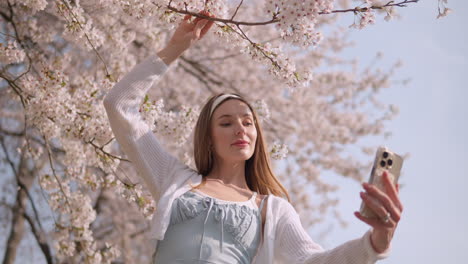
[25,66,73,140]
[264,0,333,47]
[113,178,156,219]
[240,42,313,88]
[252,99,271,121]
[383,6,399,22]
[40,174,120,263]
[55,3,105,51]
[168,0,229,18]
[0,41,25,65]
[140,97,200,146]
[270,141,289,160]
[356,9,376,29]
[13,0,48,15]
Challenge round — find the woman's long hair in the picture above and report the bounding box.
[191,93,290,202]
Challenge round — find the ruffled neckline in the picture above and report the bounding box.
[191,189,257,205]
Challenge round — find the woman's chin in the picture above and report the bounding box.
[228,153,253,162]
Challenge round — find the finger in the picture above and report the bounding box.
[360,192,395,227]
[192,13,206,25]
[354,211,390,229]
[190,10,212,25]
[199,10,214,18]
[382,172,403,212]
[199,10,210,16]
[194,19,209,39]
[181,15,195,27]
[363,183,401,222]
[200,19,214,38]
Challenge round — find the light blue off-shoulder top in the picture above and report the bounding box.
[153,189,266,264]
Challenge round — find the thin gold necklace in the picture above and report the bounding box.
[204,178,253,194]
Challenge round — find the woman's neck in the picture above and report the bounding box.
[206,161,249,189]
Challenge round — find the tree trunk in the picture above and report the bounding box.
[2,157,34,264]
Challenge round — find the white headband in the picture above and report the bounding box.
[210,94,241,117]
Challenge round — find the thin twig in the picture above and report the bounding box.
[321,0,419,14]
[43,133,72,210]
[58,0,111,79]
[22,211,53,264]
[230,0,244,21]
[163,2,279,26]
[4,0,33,81]
[87,138,130,162]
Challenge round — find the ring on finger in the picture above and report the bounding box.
[381,212,391,223]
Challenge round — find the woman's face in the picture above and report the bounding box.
[210,99,257,164]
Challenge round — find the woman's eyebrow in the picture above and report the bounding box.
[217,113,253,120]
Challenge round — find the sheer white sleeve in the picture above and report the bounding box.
[103,55,190,201]
[275,203,390,264]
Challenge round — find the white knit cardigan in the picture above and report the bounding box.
[103,54,390,264]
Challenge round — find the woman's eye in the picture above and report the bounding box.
[221,123,230,127]
[245,122,253,126]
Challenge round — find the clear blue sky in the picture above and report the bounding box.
[312,1,468,263]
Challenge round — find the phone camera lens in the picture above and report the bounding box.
[387,159,393,166]
[383,152,389,159]
[380,160,386,167]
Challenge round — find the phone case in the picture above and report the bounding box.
[360,146,404,218]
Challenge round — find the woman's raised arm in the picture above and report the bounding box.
[103,12,213,201]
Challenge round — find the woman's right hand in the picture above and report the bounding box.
[158,11,214,65]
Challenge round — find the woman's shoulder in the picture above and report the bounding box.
[264,194,297,214]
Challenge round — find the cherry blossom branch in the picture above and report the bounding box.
[43,134,72,210]
[230,0,244,21]
[0,73,28,108]
[158,0,419,76]
[0,84,125,165]
[178,62,216,93]
[180,56,242,94]
[160,0,419,26]
[0,126,66,157]
[101,137,115,148]
[0,127,23,137]
[232,24,284,73]
[0,30,16,38]
[129,227,150,238]
[87,138,130,162]
[321,0,419,14]
[180,57,222,86]
[196,53,242,62]
[162,1,280,26]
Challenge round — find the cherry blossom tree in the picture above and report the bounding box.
[0,0,449,263]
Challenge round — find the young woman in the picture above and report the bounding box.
[103,13,403,264]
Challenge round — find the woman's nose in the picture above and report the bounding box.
[235,123,246,135]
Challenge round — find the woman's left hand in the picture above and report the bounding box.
[354,171,404,253]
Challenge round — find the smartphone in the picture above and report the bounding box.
[360,146,404,218]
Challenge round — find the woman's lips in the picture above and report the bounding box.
[233,143,249,147]
[232,139,249,148]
